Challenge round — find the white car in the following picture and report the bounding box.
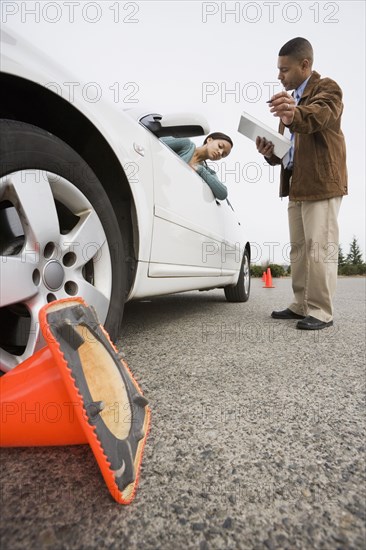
[0,29,251,372]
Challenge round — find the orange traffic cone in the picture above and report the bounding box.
[0,298,150,505]
[262,271,267,284]
[263,267,275,288]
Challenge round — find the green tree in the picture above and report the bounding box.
[346,236,363,265]
[250,265,264,277]
[267,264,286,277]
[338,244,346,266]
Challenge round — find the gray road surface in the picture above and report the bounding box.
[1,277,365,549]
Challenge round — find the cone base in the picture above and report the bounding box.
[0,346,86,446]
[0,298,150,505]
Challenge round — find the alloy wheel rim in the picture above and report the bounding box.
[0,170,112,371]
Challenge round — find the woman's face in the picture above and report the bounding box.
[205,138,232,161]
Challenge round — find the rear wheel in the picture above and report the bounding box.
[0,119,127,372]
[224,247,250,302]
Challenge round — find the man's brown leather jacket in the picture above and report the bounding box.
[266,71,348,201]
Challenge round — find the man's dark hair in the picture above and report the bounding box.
[279,37,313,65]
[204,132,233,148]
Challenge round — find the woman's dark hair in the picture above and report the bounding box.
[204,132,233,148]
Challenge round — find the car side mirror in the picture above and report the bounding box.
[139,112,210,138]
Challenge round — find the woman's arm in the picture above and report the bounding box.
[195,164,228,200]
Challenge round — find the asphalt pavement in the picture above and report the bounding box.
[1,277,365,549]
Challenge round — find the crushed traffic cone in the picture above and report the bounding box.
[0,297,150,505]
[263,267,275,288]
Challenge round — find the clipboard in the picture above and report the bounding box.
[238,111,292,159]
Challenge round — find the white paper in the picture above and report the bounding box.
[238,111,292,159]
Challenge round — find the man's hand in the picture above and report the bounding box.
[256,136,274,158]
[268,91,296,125]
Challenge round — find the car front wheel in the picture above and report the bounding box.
[0,119,127,372]
[224,247,250,302]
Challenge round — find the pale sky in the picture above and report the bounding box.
[2,0,365,264]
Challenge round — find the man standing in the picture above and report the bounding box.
[256,37,347,330]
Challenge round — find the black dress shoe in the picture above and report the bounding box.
[271,308,305,320]
[296,316,333,330]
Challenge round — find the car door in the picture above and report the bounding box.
[148,135,225,277]
[220,199,246,276]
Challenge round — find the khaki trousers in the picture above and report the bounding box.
[287,197,342,322]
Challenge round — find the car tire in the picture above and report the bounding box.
[224,247,250,302]
[0,119,127,371]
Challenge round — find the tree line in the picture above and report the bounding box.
[337,236,366,275]
[250,236,366,277]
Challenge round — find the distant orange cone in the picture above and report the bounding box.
[263,267,275,288]
[0,298,150,505]
[262,271,267,283]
